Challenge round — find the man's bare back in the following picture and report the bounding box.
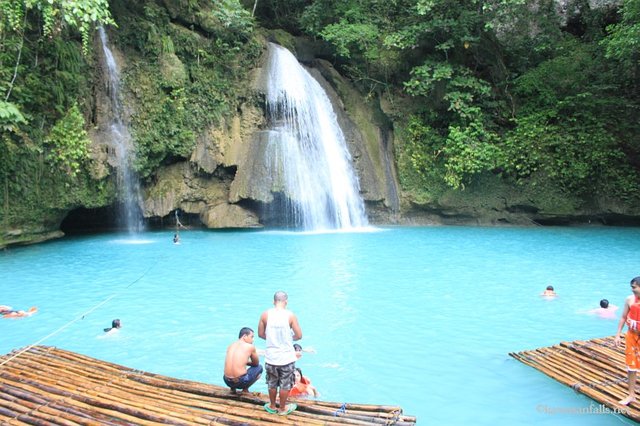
[223,328,262,393]
[225,340,258,378]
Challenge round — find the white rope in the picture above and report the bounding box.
[0,257,159,367]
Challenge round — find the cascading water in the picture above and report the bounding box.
[98,27,143,233]
[264,43,368,231]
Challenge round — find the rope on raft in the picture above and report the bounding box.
[572,375,628,391]
[385,409,403,425]
[333,402,347,416]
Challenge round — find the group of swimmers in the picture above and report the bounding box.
[544,277,640,407]
[540,286,619,319]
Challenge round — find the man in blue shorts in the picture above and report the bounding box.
[223,327,263,393]
[258,291,302,415]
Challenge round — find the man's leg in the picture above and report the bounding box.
[242,365,263,393]
[268,388,278,409]
[620,371,637,405]
[265,364,278,410]
[223,376,238,394]
[622,332,640,405]
[278,388,291,413]
[277,362,296,414]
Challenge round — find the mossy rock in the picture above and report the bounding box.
[159,52,187,88]
[261,29,296,52]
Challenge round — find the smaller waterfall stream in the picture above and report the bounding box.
[264,43,368,231]
[98,27,143,233]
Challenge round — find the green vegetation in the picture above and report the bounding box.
[285,0,640,204]
[113,0,261,178]
[0,0,260,240]
[1,0,639,243]
[0,0,113,236]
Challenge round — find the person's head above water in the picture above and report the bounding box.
[104,319,121,333]
[600,299,609,309]
[294,343,302,352]
[546,285,554,291]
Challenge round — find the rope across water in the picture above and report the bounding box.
[0,255,162,367]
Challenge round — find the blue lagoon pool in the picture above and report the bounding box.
[1,226,639,425]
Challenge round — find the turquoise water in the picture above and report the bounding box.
[1,226,639,425]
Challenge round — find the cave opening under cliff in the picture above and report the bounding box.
[61,207,205,235]
[60,206,123,234]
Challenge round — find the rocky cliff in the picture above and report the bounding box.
[135,37,401,230]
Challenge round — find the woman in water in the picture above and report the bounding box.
[289,368,319,398]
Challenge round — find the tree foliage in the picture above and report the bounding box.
[0,0,115,52]
[114,0,261,177]
[45,103,90,177]
[285,0,640,201]
[2,0,640,233]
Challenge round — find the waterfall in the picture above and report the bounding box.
[98,27,143,233]
[264,43,368,231]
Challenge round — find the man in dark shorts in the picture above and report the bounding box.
[258,291,302,415]
[223,327,262,393]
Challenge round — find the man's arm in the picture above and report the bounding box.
[290,313,302,341]
[248,346,260,366]
[615,296,632,345]
[258,311,267,340]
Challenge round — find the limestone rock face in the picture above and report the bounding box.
[142,162,228,219]
[141,39,402,228]
[224,42,400,223]
[201,203,262,228]
[1,226,65,250]
[228,131,279,204]
[141,98,268,228]
[308,58,400,218]
[190,102,265,174]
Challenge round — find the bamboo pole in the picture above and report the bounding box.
[0,389,94,426]
[0,346,417,425]
[1,366,277,426]
[511,337,640,423]
[0,377,170,426]
[12,346,415,422]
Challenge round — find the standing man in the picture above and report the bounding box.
[615,276,640,405]
[258,291,302,415]
[223,327,263,394]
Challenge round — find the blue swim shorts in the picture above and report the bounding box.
[223,364,263,390]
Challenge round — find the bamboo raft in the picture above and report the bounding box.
[0,346,416,425]
[510,335,640,422]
